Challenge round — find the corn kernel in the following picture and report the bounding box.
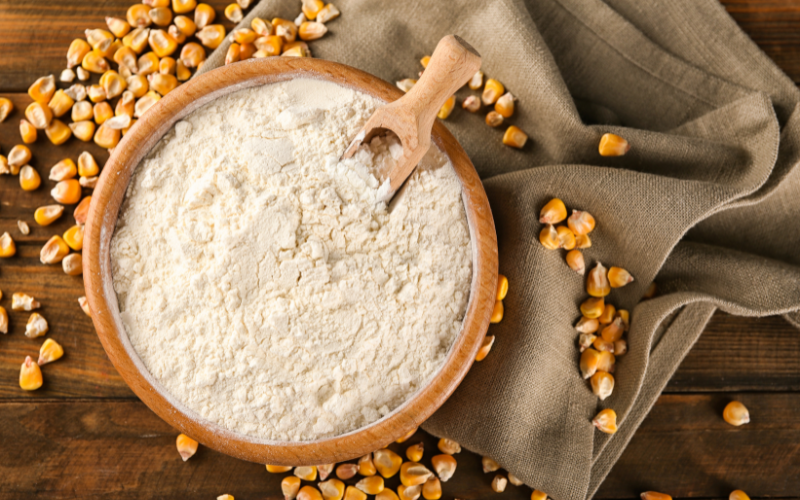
[37,338,64,366]
[45,119,72,145]
[599,133,630,157]
[587,262,611,297]
[299,21,327,41]
[85,28,114,53]
[591,371,614,400]
[94,123,121,149]
[398,485,421,500]
[271,18,297,43]
[396,79,417,93]
[19,165,41,191]
[173,433,198,461]
[531,490,548,500]
[147,6,171,27]
[87,84,107,103]
[49,90,75,118]
[396,427,417,443]
[491,475,507,493]
[266,465,292,473]
[601,317,624,342]
[406,443,423,462]
[481,456,500,473]
[29,75,56,104]
[224,3,243,22]
[298,487,323,500]
[128,75,150,98]
[566,249,585,275]
[616,310,630,331]
[496,274,508,301]
[192,3,215,29]
[231,28,257,45]
[376,490,400,500]
[251,17,272,36]
[0,306,7,333]
[536,224,558,250]
[729,491,750,500]
[592,336,615,353]
[316,4,340,23]
[105,16,131,38]
[135,91,161,117]
[575,316,599,334]
[173,0,197,14]
[127,4,152,28]
[218,496,234,500]
[319,479,345,500]
[475,334,495,361]
[17,220,30,235]
[123,28,151,54]
[76,66,90,81]
[430,454,456,482]
[485,111,503,127]
[578,333,596,352]
[197,25,227,49]
[106,114,131,130]
[0,156,9,175]
[93,101,113,124]
[69,121,96,142]
[0,232,16,257]
[462,95,480,112]
[302,0,325,19]
[8,145,32,170]
[503,125,528,148]
[20,119,37,144]
[101,71,127,99]
[336,463,359,480]
[723,401,750,426]
[68,39,92,68]
[494,92,514,118]
[41,235,70,265]
[62,252,83,276]
[421,478,441,500]
[61,68,76,84]
[149,73,179,95]
[640,492,672,500]
[239,42,256,61]
[282,44,310,57]
[115,91,136,118]
[358,453,377,476]
[282,476,302,500]
[26,312,49,338]
[580,348,601,379]
[508,473,523,486]
[356,476,384,495]
[344,486,367,500]
[25,101,53,129]
[294,465,317,481]
[149,29,179,57]
[613,339,627,356]
[468,71,483,90]
[101,39,123,62]
[176,60,192,81]
[64,225,84,251]
[168,24,187,44]
[20,356,43,391]
[606,267,633,289]
[225,43,241,65]
[437,95,456,120]
[437,438,461,454]
[400,462,432,487]
[598,304,615,324]
[482,79,504,105]
[540,198,567,224]
[592,408,617,434]
[13,293,40,311]
[51,179,82,204]
[555,225,576,250]
[374,449,403,478]
[489,301,503,323]
[598,350,615,372]
[567,210,595,236]
[82,49,110,74]
[50,159,77,182]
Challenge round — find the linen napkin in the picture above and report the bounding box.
[198,1,800,498]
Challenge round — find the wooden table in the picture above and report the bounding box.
[0,1,798,499]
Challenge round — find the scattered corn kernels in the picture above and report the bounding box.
[51,179,82,204]
[430,454,456,482]
[568,210,595,235]
[20,119,37,143]
[508,473,523,486]
[398,485,421,500]
[600,317,624,342]
[475,334,495,361]
[17,220,30,235]
[540,198,567,224]
[502,125,528,148]
[0,232,16,257]
[0,97,14,122]
[598,304,616,324]
[494,92,514,118]
[539,224,560,250]
[29,75,56,104]
[422,478,441,500]
[0,306,7,334]
[481,456,500,473]
[319,479,345,500]
[575,316,599,334]
[613,339,627,356]
[20,165,41,191]
[224,3,243,22]
[12,293,40,311]
[575,233,591,249]
[597,350,615,372]
[462,95,480,112]
[336,463,358,480]
[496,274,509,300]
[173,0,198,14]
[70,121,96,142]
[578,333,596,352]
[282,476,302,500]
[316,3,340,23]
[41,235,70,264]
[593,408,618,434]
[531,490,548,500]
[592,336,615,353]
[356,475,384,495]
[299,21,327,41]
[580,348,601,379]
[25,101,53,129]
[359,453,377,476]
[399,462,432,487]
[580,296,604,319]
[591,371,614,400]
[374,449,402,478]
[437,95,456,120]
[266,465,293,473]
[491,475,507,493]
[396,427,418,444]
[63,253,83,276]
[9,144,32,169]
[175,433,198,461]
[344,486,367,500]
[35,205,65,226]
[723,401,750,426]
[298,486,323,500]
[94,122,121,149]
[468,70,483,90]
[608,266,634,288]
[45,119,72,145]
[729,491,750,500]
[20,356,44,391]
[640,492,672,500]
[566,249,586,275]
[396,79,417,93]
[490,301,503,323]
[107,16,131,38]
[406,442,424,462]
[485,111,503,127]
[556,225,576,250]
[482,78,504,105]
[26,312,49,338]
[294,465,318,481]
[318,464,335,481]
[197,25,227,49]
[599,133,630,157]
[587,262,611,297]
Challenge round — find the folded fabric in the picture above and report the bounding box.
[198,1,800,498]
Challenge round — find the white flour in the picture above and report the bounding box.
[110,79,472,441]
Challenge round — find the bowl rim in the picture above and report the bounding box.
[83,57,497,466]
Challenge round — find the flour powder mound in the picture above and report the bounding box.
[110,78,473,441]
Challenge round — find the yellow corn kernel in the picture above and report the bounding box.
[729,491,750,500]
[556,225,576,250]
[494,92,515,118]
[251,17,272,35]
[193,3,216,28]
[485,111,503,127]
[225,43,241,65]
[396,78,417,93]
[539,224,559,250]
[19,165,41,191]
[282,476,302,500]
[87,84,106,103]
[135,91,161,118]
[335,463,358,480]
[224,3,243,22]
[0,98,13,126]
[239,42,256,60]
[591,371,614,400]
[38,338,64,366]
[50,159,77,181]
[578,333,596,352]
[175,15,197,36]
[231,28,257,45]
[64,225,84,251]
[399,462,432,487]
[592,408,618,434]
[316,3,340,23]
[114,91,135,118]
[46,119,72,145]
[176,60,192,81]
[395,427,417,444]
[85,28,114,52]
[437,95,456,120]
[166,24,185,44]
[462,95,480,112]
[598,304,616,325]
[273,18,297,42]
[106,16,131,38]
[468,70,483,90]
[149,29,179,57]
[26,312,49,338]
[148,6,172,27]
[419,55,431,68]
[127,4,152,28]
[531,490,548,500]
[318,464,334,481]
[299,21,327,41]
[376,490,400,500]
[616,310,630,331]
[94,123,121,149]
[101,39,124,62]
[494,276,508,302]
[197,25,227,49]
[503,125,528,149]
[51,179,82,205]
[405,443,423,462]
[723,401,750,426]
[437,438,461,454]
[82,49,110,73]
[580,348,601,379]
[69,121,95,142]
[128,75,149,98]
[294,465,317,481]
[601,317,624,342]
[68,39,92,68]
[575,233,591,249]
[302,0,325,19]
[80,175,98,188]
[398,485,421,500]
[8,144,31,172]
[20,356,43,391]
[20,119,37,144]
[599,133,630,157]
[174,433,198,461]
[12,293,40,311]
[101,71,127,99]
[282,44,310,57]
[319,479,345,500]
[481,78,504,105]
[490,475,507,493]
[430,454,456,482]
[356,476,384,495]
[358,453,376,476]
[374,449,403,478]
[587,262,611,297]
[252,35,281,56]
[575,316,599,334]
[640,493,672,500]
[16,220,29,235]
[508,473,523,486]
[63,252,83,276]
[0,306,7,334]
[41,235,70,264]
[597,350,615,372]
[540,198,566,224]
[25,101,53,129]
[481,456,500,473]
[592,336,614,353]
[566,249,586,275]
[607,267,634,289]
[266,465,292,473]
[421,478,441,500]
[34,205,64,227]
[489,301,503,323]
[60,68,76,83]
[344,486,367,500]
[613,339,627,356]
[48,90,75,119]
[29,75,56,104]
[298,487,323,500]
[148,73,179,95]
[218,496,234,500]
[567,210,595,236]
[123,27,151,54]
[0,232,16,257]
[173,0,197,14]
[93,101,114,125]
[475,334,495,361]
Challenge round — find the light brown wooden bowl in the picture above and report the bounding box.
[83,57,498,466]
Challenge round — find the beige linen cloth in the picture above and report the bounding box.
[198,1,800,498]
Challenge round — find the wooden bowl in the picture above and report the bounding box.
[83,57,498,466]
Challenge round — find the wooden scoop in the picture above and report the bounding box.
[342,35,482,203]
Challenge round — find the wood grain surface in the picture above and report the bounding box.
[0,0,798,499]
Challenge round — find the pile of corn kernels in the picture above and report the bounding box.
[397,61,529,150]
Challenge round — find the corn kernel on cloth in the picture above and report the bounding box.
[198,1,800,498]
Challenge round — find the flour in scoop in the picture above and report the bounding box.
[110,78,472,441]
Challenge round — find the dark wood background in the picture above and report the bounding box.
[0,1,798,499]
